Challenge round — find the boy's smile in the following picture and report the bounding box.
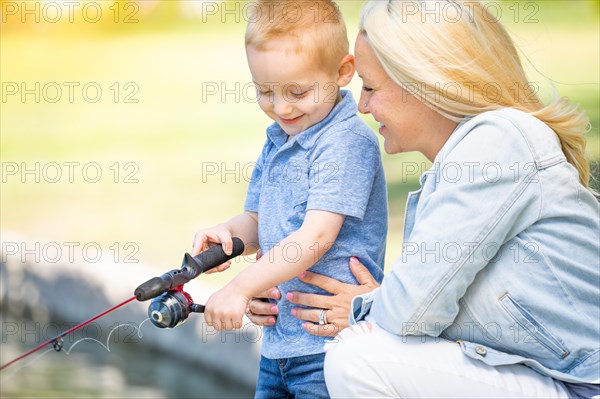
[279,114,305,125]
[246,40,342,136]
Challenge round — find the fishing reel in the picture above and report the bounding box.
[147,285,204,328]
[0,239,245,372]
[135,238,244,329]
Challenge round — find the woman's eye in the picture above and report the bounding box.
[259,90,273,96]
[362,86,374,92]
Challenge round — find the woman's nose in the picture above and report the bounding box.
[358,94,370,114]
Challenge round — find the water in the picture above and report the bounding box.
[0,319,254,398]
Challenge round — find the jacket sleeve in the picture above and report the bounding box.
[371,115,544,336]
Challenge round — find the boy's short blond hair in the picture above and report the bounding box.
[245,0,349,73]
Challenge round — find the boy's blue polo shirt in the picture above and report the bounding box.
[245,90,388,359]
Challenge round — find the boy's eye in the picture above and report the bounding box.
[290,91,308,98]
[259,90,273,96]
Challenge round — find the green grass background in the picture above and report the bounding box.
[1,1,598,286]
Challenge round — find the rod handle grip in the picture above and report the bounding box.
[185,237,245,276]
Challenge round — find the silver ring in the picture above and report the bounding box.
[319,309,328,325]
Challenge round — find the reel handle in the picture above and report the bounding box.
[190,304,205,313]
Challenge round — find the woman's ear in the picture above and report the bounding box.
[336,54,355,87]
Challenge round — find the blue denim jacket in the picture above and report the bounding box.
[351,108,600,384]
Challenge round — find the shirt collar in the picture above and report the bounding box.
[432,115,473,165]
[265,90,358,150]
[420,116,472,185]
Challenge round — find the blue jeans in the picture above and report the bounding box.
[255,353,329,399]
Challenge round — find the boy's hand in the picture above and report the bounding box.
[192,225,234,274]
[204,284,250,330]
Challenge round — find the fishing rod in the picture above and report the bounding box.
[0,238,244,371]
[0,296,137,371]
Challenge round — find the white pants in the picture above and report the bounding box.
[324,322,570,398]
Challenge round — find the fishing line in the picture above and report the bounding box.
[0,295,137,372]
[0,317,151,384]
[0,238,245,375]
[63,318,150,355]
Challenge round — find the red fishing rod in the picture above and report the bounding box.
[0,296,137,371]
[0,238,244,372]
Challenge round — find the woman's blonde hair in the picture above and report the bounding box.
[360,0,592,188]
[245,0,349,73]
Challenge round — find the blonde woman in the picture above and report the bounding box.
[246,0,599,397]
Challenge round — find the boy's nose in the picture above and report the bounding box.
[273,97,293,117]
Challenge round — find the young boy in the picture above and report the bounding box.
[193,1,387,397]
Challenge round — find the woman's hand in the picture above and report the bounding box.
[289,257,380,337]
[244,257,380,334]
[245,287,281,326]
[244,249,281,326]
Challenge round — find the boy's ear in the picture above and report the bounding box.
[336,54,355,87]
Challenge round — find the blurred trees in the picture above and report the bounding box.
[1,1,598,35]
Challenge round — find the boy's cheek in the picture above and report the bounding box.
[257,98,273,112]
